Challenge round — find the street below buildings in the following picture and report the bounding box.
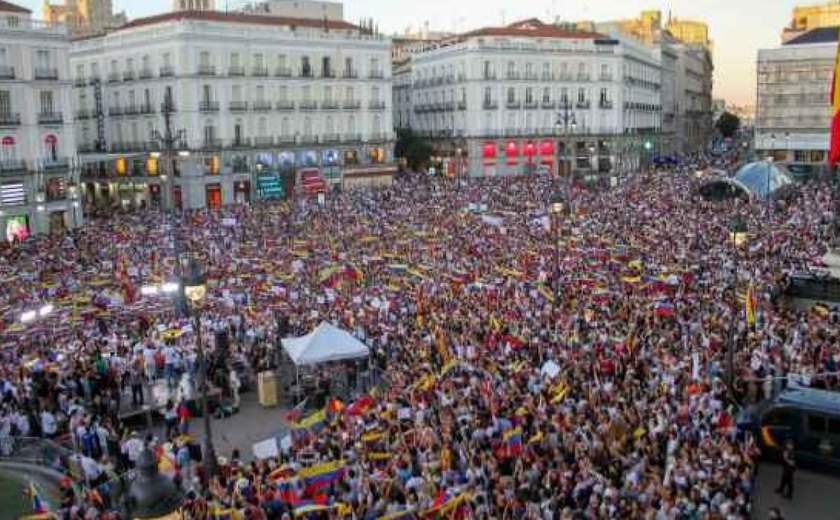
[753,462,840,520]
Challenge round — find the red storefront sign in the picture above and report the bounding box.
[482,142,497,163]
[505,141,519,165]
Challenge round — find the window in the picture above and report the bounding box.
[322,56,332,77]
[577,88,586,103]
[142,55,150,70]
[600,64,609,78]
[542,63,550,78]
[600,88,608,103]
[543,88,550,103]
[344,57,353,75]
[36,50,49,70]
[279,86,288,101]
[254,53,264,69]
[507,61,515,77]
[345,86,354,101]
[525,87,533,104]
[232,85,242,102]
[483,60,492,78]
[484,87,491,103]
[234,122,243,144]
[143,89,151,109]
[507,87,515,103]
[258,117,267,137]
[199,52,210,67]
[202,85,212,103]
[163,53,172,67]
[561,63,568,77]
[256,85,265,102]
[301,56,311,77]
[323,86,332,102]
[525,63,533,77]
[126,58,134,72]
[231,53,240,67]
[75,64,84,81]
[278,54,287,69]
[371,86,380,103]
[0,90,10,115]
[370,57,379,73]
[39,90,54,114]
[203,123,216,143]
[347,114,356,134]
[302,85,311,101]
[303,116,312,136]
[110,60,118,74]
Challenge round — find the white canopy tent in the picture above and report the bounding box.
[281,321,370,366]
[281,322,371,401]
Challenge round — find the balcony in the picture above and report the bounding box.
[34,68,59,80]
[276,100,295,111]
[343,100,360,110]
[576,100,590,109]
[199,101,220,112]
[43,157,70,170]
[525,72,538,81]
[228,65,245,76]
[160,102,177,113]
[254,136,274,147]
[482,72,497,80]
[541,73,554,81]
[252,100,272,111]
[524,100,538,110]
[342,133,361,143]
[122,71,135,81]
[322,134,341,143]
[301,69,314,78]
[343,69,357,79]
[542,100,555,109]
[108,106,122,116]
[73,77,86,87]
[505,100,521,109]
[321,100,340,110]
[38,112,63,125]
[444,74,454,84]
[368,101,385,110]
[299,101,318,111]
[229,101,249,112]
[577,73,590,81]
[122,105,139,116]
[87,76,101,85]
[277,135,296,144]
[197,65,216,76]
[0,66,14,80]
[201,138,223,150]
[0,113,21,126]
[0,159,26,175]
[139,103,154,115]
[75,109,91,120]
[599,100,613,109]
[599,74,613,81]
[482,100,498,109]
[322,69,335,79]
[230,137,251,149]
[299,134,318,144]
[251,67,269,77]
[107,72,120,83]
[159,66,174,77]
[139,68,153,79]
[274,67,292,77]
[506,72,520,80]
[457,100,467,110]
[369,132,385,141]
[368,70,384,79]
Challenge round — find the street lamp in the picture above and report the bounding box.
[549,191,568,345]
[123,447,183,519]
[178,257,217,484]
[727,215,748,392]
[588,144,597,179]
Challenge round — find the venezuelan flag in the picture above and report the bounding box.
[761,426,779,449]
[28,482,49,514]
[378,509,417,520]
[210,506,234,520]
[291,408,327,437]
[503,427,524,456]
[299,460,346,493]
[830,25,840,168]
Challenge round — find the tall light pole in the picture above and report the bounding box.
[179,256,218,485]
[727,215,748,394]
[555,101,576,183]
[151,89,186,212]
[549,191,568,346]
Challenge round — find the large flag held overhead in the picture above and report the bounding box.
[829,24,840,168]
[745,283,757,326]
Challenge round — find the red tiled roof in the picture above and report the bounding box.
[118,9,358,32]
[462,19,602,40]
[0,0,31,14]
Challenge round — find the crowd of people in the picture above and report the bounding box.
[0,164,838,519]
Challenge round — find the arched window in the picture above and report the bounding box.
[44,134,58,161]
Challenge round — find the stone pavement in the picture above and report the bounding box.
[753,462,840,520]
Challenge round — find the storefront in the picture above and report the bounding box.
[257,175,284,199]
[322,149,341,182]
[233,180,251,204]
[2,214,29,244]
[206,183,222,210]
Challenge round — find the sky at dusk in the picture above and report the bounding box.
[18,0,813,105]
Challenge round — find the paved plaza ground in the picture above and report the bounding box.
[753,463,840,520]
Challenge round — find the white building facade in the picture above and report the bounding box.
[0,1,80,239]
[673,43,714,155]
[756,29,835,171]
[401,20,663,178]
[71,10,393,212]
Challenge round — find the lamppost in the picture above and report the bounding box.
[555,102,576,182]
[549,191,568,344]
[178,256,218,485]
[727,215,748,393]
[122,447,183,519]
[588,144,597,182]
[151,89,187,212]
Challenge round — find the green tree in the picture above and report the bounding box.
[716,111,741,138]
[394,128,433,171]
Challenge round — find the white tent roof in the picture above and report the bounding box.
[281,321,370,366]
